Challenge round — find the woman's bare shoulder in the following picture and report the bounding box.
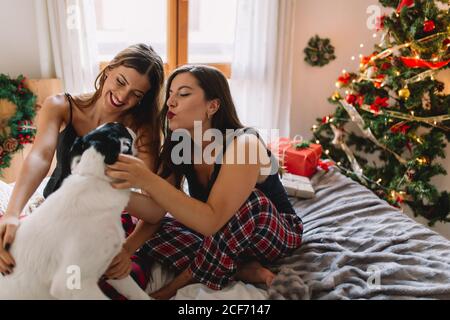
[41,93,70,111]
[39,93,71,124]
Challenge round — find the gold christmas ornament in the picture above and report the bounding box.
[331,91,342,101]
[398,87,411,100]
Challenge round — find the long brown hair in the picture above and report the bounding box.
[75,43,164,169]
[158,65,244,187]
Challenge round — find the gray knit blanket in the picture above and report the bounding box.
[268,168,450,300]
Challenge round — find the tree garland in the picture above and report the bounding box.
[304,35,336,67]
[0,74,37,174]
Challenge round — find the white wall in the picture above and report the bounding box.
[291,0,383,138]
[291,0,449,239]
[0,0,42,78]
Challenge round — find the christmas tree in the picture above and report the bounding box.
[314,0,450,225]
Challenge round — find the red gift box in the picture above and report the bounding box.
[269,137,322,177]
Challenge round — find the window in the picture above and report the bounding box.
[94,0,237,78]
[187,0,237,76]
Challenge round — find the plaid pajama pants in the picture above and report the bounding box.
[137,189,303,290]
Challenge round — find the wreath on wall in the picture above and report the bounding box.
[0,74,37,174]
[304,35,336,67]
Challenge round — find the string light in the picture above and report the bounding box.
[351,56,356,61]
[325,150,330,155]
[360,44,364,48]
[377,179,383,184]
[315,140,320,144]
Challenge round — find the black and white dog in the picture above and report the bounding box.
[0,123,150,300]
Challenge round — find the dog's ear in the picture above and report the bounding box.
[91,138,121,165]
[68,137,85,172]
[69,137,84,158]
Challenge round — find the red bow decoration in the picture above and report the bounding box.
[396,0,415,14]
[401,56,450,69]
[390,122,411,135]
[370,96,389,114]
[337,72,352,85]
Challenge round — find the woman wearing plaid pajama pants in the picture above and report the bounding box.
[106,65,303,299]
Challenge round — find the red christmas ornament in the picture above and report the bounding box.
[423,20,436,33]
[357,95,365,107]
[381,62,391,70]
[345,94,357,105]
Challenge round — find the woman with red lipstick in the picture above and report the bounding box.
[106,65,303,299]
[0,44,167,297]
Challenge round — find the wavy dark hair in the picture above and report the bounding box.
[74,43,164,169]
[158,65,244,187]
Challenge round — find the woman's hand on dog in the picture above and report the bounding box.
[104,246,133,280]
[106,154,152,190]
[0,215,18,275]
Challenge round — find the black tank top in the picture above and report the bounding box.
[43,94,80,198]
[184,128,296,215]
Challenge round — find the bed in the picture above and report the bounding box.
[2,167,450,300]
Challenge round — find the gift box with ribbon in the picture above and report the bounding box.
[268,136,322,177]
[281,173,315,198]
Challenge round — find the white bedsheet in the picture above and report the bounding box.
[146,262,268,300]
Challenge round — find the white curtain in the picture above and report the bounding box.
[36,0,99,94]
[231,0,296,137]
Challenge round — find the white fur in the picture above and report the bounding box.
[0,147,150,300]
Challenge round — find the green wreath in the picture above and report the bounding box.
[0,74,37,174]
[304,35,336,67]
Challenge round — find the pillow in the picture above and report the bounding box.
[0,178,47,218]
